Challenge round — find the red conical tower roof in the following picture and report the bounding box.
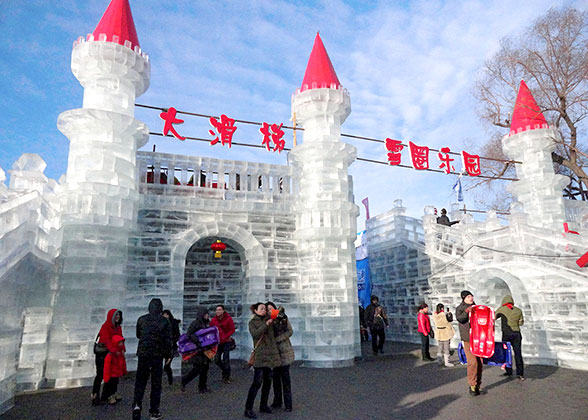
[509,80,548,135]
[93,0,140,50]
[300,33,341,92]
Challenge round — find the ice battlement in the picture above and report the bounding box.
[72,33,149,62]
[508,123,550,137]
[294,83,349,96]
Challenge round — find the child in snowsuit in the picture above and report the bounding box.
[103,335,128,404]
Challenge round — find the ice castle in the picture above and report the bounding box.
[1,0,587,415]
[0,0,359,413]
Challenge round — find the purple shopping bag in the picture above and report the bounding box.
[178,326,219,354]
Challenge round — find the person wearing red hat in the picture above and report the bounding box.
[91,308,123,406]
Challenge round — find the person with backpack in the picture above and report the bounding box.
[180,306,212,393]
[432,303,455,367]
[91,308,123,406]
[132,298,173,420]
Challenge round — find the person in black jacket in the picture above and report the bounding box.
[455,290,484,396]
[180,306,211,393]
[132,298,172,420]
[162,309,181,385]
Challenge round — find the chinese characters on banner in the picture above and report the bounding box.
[209,114,237,148]
[159,106,482,176]
[260,122,285,153]
[398,140,481,177]
[159,107,186,141]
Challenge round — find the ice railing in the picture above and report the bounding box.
[137,152,295,201]
[72,33,149,62]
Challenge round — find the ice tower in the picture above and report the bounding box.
[502,80,568,230]
[46,0,150,386]
[290,34,360,366]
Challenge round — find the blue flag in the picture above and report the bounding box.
[453,176,463,202]
[357,258,371,308]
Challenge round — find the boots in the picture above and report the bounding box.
[443,354,453,367]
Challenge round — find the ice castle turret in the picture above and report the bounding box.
[289,33,360,366]
[502,80,568,230]
[46,0,150,387]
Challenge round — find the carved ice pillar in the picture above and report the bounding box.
[46,39,149,387]
[290,87,359,367]
[502,127,567,231]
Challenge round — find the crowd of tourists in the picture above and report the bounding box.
[90,288,524,419]
[360,290,525,396]
[91,299,294,420]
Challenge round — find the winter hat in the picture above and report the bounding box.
[461,290,473,300]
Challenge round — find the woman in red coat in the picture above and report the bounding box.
[209,305,235,383]
[417,303,435,361]
[91,308,123,405]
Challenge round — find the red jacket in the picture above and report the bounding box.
[98,308,123,353]
[103,335,127,383]
[209,312,235,344]
[417,312,431,336]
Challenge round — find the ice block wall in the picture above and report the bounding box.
[0,157,60,414]
[290,86,360,367]
[365,200,432,342]
[46,38,150,387]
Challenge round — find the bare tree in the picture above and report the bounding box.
[473,6,588,205]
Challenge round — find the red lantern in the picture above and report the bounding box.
[211,240,227,258]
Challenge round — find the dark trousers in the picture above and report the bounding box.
[181,353,209,390]
[102,377,119,400]
[420,333,431,359]
[272,365,292,410]
[504,332,524,377]
[215,342,231,380]
[245,367,272,411]
[92,354,106,398]
[164,357,174,385]
[371,328,385,353]
[133,355,163,413]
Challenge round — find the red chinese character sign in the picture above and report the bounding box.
[438,147,455,174]
[462,151,481,176]
[260,122,285,153]
[409,141,429,170]
[385,138,403,165]
[160,107,186,140]
[209,114,237,148]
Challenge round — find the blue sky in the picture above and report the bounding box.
[1,0,586,229]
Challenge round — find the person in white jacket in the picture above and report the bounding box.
[433,303,455,367]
